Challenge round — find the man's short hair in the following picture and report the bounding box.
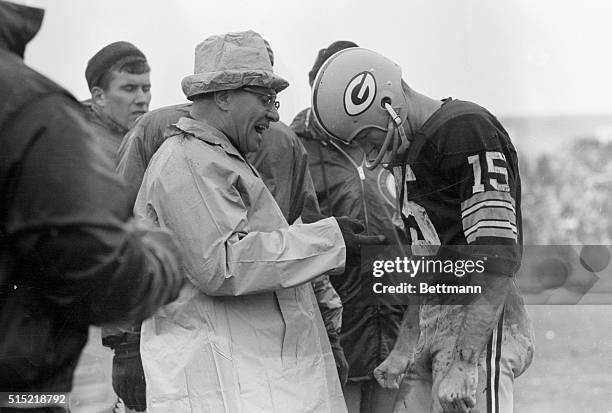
[96,56,150,91]
[86,41,150,91]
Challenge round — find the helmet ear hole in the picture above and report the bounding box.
[381,97,392,108]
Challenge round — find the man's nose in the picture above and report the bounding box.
[134,88,148,104]
[267,106,280,122]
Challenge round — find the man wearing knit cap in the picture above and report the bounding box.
[80,41,153,413]
[84,41,151,161]
[135,30,384,412]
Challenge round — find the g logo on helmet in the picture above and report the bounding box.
[344,71,376,116]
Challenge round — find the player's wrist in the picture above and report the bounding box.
[390,335,418,359]
[452,348,480,367]
[387,348,414,367]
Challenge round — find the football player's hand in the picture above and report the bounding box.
[437,361,478,413]
[373,351,412,389]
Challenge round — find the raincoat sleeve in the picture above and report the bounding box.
[137,148,346,296]
[4,95,183,326]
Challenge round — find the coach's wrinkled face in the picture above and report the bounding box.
[221,87,280,154]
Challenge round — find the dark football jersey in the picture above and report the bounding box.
[396,98,522,276]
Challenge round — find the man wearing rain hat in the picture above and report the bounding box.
[134,30,383,412]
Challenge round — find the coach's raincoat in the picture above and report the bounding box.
[135,117,347,412]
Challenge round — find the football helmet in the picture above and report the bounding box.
[311,47,410,169]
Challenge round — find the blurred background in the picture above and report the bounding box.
[21,0,612,411]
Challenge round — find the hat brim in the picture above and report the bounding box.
[182,70,289,100]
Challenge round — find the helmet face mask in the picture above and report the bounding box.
[311,47,409,168]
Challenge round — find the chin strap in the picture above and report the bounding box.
[364,116,395,170]
[364,103,411,170]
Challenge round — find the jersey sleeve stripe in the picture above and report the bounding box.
[464,220,517,237]
[462,207,516,230]
[465,226,518,244]
[461,191,515,212]
[462,200,515,218]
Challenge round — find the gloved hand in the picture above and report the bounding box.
[112,348,147,412]
[328,333,349,388]
[334,216,386,258]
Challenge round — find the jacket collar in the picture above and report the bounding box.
[291,107,331,143]
[83,99,129,137]
[174,117,243,159]
[0,1,45,58]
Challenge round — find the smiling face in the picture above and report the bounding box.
[95,70,151,130]
[227,88,280,153]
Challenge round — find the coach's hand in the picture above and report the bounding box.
[438,361,477,413]
[335,216,386,258]
[373,350,412,389]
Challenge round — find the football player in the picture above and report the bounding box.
[311,47,534,413]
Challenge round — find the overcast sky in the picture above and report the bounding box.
[24,0,612,122]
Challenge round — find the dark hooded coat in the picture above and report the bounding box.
[0,1,181,393]
[292,107,408,380]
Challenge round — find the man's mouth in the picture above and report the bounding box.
[254,122,269,134]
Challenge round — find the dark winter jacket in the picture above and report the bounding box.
[292,107,408,380]
[82,99,129,163]
[0,1,182,393]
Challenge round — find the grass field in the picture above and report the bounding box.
[71,306,612,412]
[515,306,612,413]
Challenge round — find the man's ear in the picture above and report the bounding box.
[91,86,106,107]
[213,90,233,112]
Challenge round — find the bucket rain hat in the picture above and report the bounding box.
[181,30,289,100]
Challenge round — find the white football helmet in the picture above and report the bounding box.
[311,47,410,169]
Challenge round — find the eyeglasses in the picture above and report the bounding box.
[241,87,280,110]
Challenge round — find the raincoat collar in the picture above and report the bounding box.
[174,117,244,159]
[83,99,129,137]
[0,1,45,58]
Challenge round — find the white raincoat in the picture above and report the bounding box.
[135,117,348,412]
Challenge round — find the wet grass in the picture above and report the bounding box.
[515,306,612,413]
